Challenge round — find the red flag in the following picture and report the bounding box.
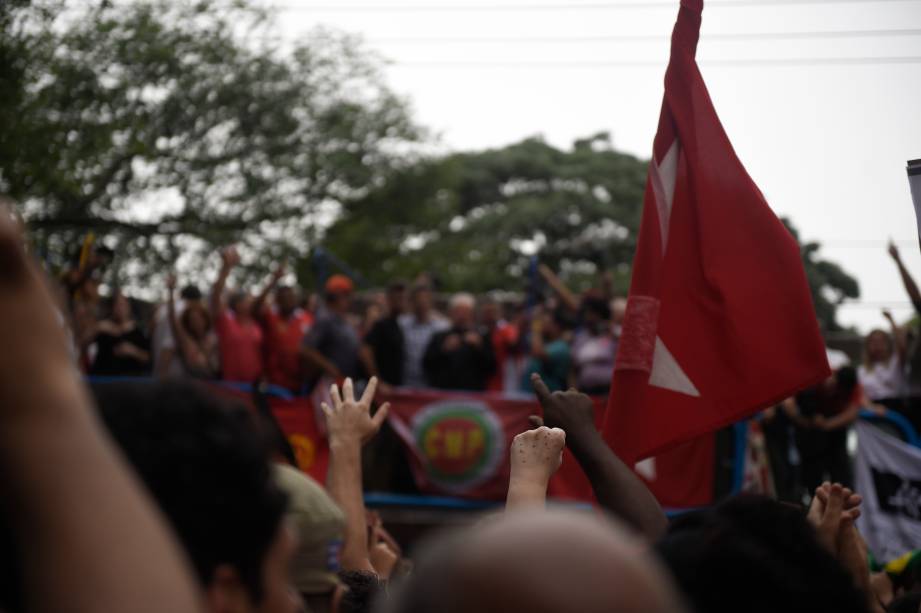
[603,0,829,464]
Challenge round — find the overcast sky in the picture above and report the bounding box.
[273,0,921,332]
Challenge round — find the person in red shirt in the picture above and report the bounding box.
[254,263,314,393]
[481,298,521,393]
[210,246,264,383]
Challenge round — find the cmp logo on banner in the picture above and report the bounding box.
[856,421,921,562]
[412,400,504,493]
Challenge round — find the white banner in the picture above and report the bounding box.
[908,159,921,243]
[855,421,921,562]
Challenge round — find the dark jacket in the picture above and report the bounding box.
[422,326,496,391]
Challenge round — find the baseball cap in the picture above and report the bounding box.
[324,274,354,295]
[273,464,345,598]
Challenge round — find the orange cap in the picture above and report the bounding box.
[324,274,354,295]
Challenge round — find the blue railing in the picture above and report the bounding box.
[90,377,921,512]
[859,408,921,447]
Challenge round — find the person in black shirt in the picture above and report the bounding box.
[423,293,496,391]
[90,290,151,377]
[360,282,406,387]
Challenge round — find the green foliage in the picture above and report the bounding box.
[324,140,857,330]
[1,0,419,285]
[323,132,647,293]
[783,218,860,332]
[1,0,858,332]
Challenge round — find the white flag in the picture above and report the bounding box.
[855,421,921,562]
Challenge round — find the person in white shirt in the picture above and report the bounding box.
[857,310,907,402]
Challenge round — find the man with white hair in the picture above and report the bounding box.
[422,293,496,390]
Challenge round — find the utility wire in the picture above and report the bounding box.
[62,0,921,11]
[386,56,921,67]
[263,0,921,10]
[361,28,921,44]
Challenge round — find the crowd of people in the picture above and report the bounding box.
[58,232,921,500]
[1,202,920,613]
[59,243,629,398]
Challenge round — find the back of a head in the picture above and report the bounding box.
[888,592,921,613]
[656,495,870,613]
[92,379,287,600]
[384,510,685,613]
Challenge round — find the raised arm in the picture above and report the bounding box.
[882,309,908,364]
[530,309,549,360]
[210,246,239,319]
[0,208,201,613]
[253,262,285,322]
[506,425,566,511]
[165,274,192,365]
[889,241,921,311]
[530,374,668,541]
[322,377,390,574]
[537,264,581,313]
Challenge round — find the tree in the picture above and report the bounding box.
[1,0,419,285]
[324,135,858,330]
[783,219,860,332]
[323,132,648,293]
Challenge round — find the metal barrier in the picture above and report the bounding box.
[859,408,921,448]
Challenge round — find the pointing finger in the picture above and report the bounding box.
[531,373,552,403]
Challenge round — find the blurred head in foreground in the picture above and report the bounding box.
[657,495,870,613]
[384,510,686,613]
[93,379,300,613]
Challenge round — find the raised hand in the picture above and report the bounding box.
[529,373,597,442]
[510,426,566,484]
[220,245,240,269]
[271,261,287,282]
[806,482,862,554]
[506,424,566,510]
[166,273,177,292]
[322,377,390,446]
[888,239,900,261]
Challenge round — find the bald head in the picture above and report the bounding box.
[386,510,686,613]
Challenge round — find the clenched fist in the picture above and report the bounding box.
[510,426,566,484]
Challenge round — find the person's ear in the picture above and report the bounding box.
[207,564,253,613]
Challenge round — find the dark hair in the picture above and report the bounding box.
[229,290,248,311]
[180,285,203,301]
[656,495,869,613]
[581,296,611,321]
[888,592,921,613]
[552,308,577,331]
[388,281,407,293]
[92,379,287,602]
[338,570,385,613]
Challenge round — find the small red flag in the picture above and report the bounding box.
[602,0,829,464]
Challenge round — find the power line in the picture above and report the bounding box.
[821,239,920,248]
[268,0,920,9]
[387,56,921,67]
[63,0,921,10]
[363,28,921,44]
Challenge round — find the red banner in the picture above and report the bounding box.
[214,387,329,484]
[383,389,715,507]
[212,384,713,508]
